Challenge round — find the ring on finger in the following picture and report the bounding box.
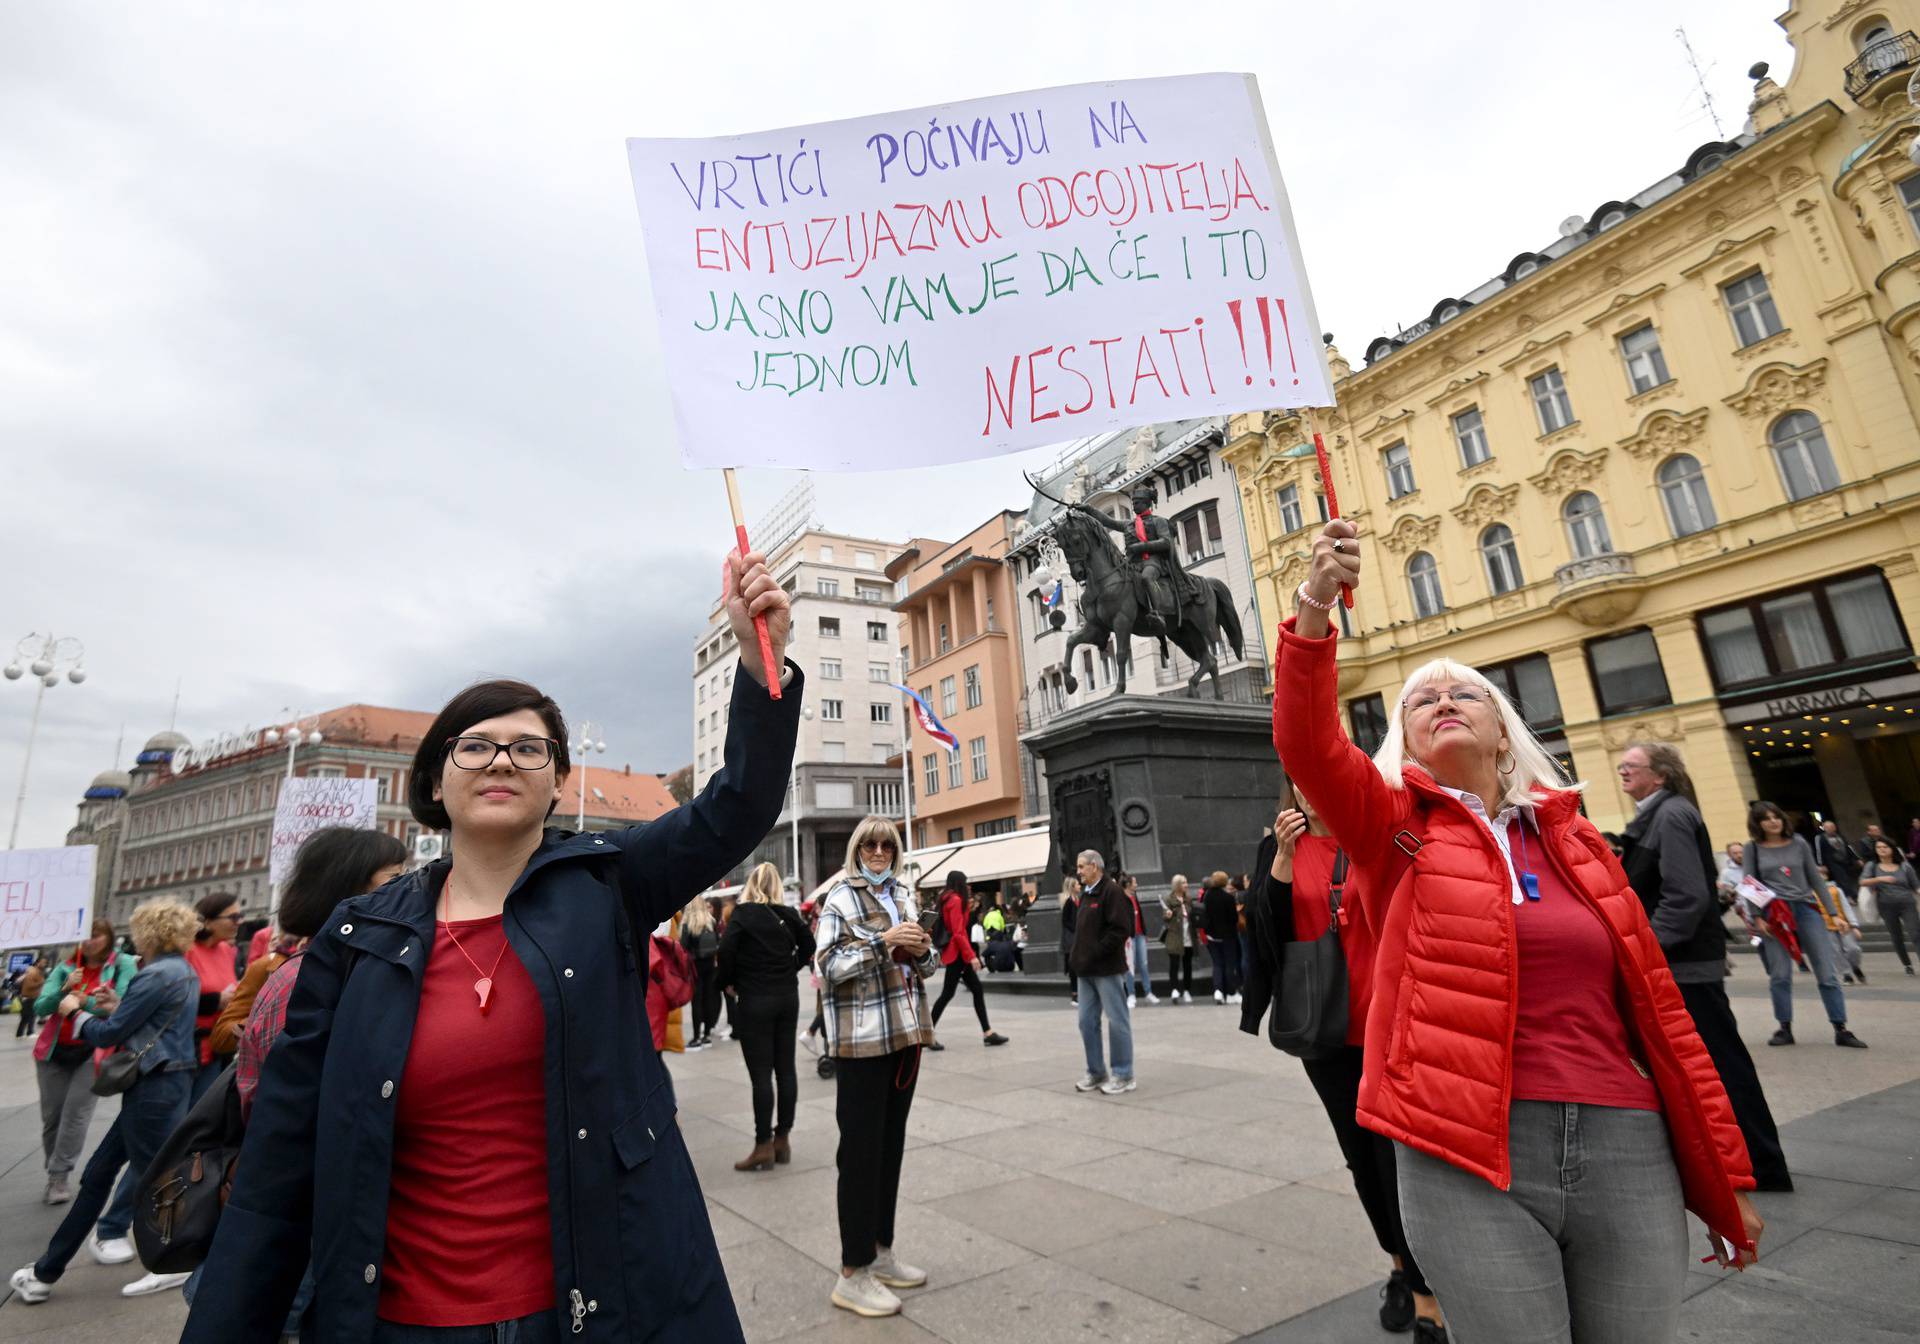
[1331,538,1345,554]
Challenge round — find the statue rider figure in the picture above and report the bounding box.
[1073,484,1195,623]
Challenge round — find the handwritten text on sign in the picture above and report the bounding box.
[271,777,380,886]
[0,846,95,952]
[626,74,1332,470]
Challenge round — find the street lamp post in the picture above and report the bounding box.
[789,702,813,894]
[264,712,325,780]
[5,633,87,850]
[572,721,607,832]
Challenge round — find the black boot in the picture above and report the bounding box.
[1768,1024,1794,1047]
[1834,1026,1868,1048]
[1378,1269,1413,1332]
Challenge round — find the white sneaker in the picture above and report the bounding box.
[1099,1075,1137,1095]
[8,1266,51,1304]
[870,1245,928,1289]
[831,1267,902,1317]
[121,1271,191,1297]
[88,1234,135,1266]
[1229,993,1242,1004]
[1213,989,1225,1004]
[1145,994,1160,1004]
[1182,991,1193,1004]
[799,1032,819,1057]
[1074,1071,1107,1092]
[1126,995,1136,1008]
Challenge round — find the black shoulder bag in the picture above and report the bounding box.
[1265,850,1352,1060]
[133,1063,245,1273]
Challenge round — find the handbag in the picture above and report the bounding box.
[133,1063,245,1273]
[91,983,190,1098]
[1263,850,1352,1060]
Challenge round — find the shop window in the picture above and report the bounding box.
[1452,407,1490,467]
[1382,442,1416,498]
[976,817,1017,837]
[1480,524,1524,595]
[1656,455,1717,536]
[1722,272,1783,347]
[1562,491,1613,559]
[1586,628,1672,714]
[1618,325,1670,394]
[1698,571,1909,690]
[1768,411,1840,500]
[1530,367,1574,434]
[1407,552,1445,619]
[1479,654,1563,731]
[1348,694,1388,755]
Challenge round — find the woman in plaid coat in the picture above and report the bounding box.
[814,816,938,1320]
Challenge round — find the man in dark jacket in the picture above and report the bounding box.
[1816,820,1862,900]
[1067,850,1135,1095]
[1619,743,1791,1191]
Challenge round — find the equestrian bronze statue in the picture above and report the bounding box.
[1033,477,1245,699]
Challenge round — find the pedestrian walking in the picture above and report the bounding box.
[30,921,139,1205]
[1242,785,1444,1341]
[1859,836,1919,975]
[1201,872,1241,1002]
[1272,518,1762,1343]
[10,899,201,1307]
[179,546,798,1342]
[816,817,937,1319]
[15,960,45,1037]
[1159,875,1195,1003]
[1059,876,1081,1004]
[1120,873,1157,1005]
[185,891,242,1100]
[928,870,1008,1050]
[1744,801,1867,1048]
[1617,744,1791,1191]
[717,862,813,1172]
[1815,820,1862,900]
[682,895,722,1049]
[1068,849,1135,1095]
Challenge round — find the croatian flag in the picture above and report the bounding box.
[1044,578,1063,609]
[892,684,959,752]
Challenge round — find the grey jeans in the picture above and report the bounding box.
[1397,1102,1688,1344]
[36,1055,101,1181]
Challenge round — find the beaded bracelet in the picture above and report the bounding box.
[1295,582,1336,611]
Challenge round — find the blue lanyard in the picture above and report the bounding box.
[1512,818,1542,903]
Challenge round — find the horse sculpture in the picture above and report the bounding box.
[1048,506,1245,699]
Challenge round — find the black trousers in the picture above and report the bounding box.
[835,1047,919,1269]
[1301,1046,1430,1296]
[1678,979,1790,1185]
[1165,948,1194,996]
[16,1003,36,1037]
[691,955,721,1038]
[931,960,991,1031]
[735,992,800,1144]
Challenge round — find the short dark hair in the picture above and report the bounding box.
[281,827,410,939]
[409,679,570,832]
[195,890,240,943]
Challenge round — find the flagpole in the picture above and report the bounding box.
[897,653,913,853]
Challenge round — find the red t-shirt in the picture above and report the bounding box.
[57,962,106,1045]
[1510,818,1660,1111]
[1125,891,1143,935]
[1283,834,1374,1046]
[185,940,237,1065]
[379,916,554,1326]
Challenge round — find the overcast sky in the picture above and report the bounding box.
[1,1,1792,848]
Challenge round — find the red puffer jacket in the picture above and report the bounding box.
[1271,618,1755,1251]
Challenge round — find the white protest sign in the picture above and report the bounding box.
[0,846,95,952]
[271,777,380,885]
[626,73,1332,470]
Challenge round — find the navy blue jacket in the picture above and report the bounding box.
[183,664,801,1342]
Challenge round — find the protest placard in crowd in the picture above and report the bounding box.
[0,846,95,952]
[627,73,1331,470]
[270,776,380,885]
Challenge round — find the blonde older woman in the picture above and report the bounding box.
[1271,518,1762,1344]
[816,815,937,1319]
[1160,875,1196,1003]
[716,862,813,1171]
[12,900,202,1305]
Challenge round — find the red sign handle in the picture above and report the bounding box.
[1311,434,1355,610]
[723,469,783,701]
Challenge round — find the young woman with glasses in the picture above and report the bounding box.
[184,549,799,1344]
[1271,518,1762,1344]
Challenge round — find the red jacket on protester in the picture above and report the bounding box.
[939,889,979,967]
[646,934,694,1051]
[1270,617,1756,1252]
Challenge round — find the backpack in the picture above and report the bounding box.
[133,1063,245,1274]
[930,894,956,953]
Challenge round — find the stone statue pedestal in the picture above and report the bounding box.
[1015,695,1282,981]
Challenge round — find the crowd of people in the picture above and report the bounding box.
[0,528,1905,1344]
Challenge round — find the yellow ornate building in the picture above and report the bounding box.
[1226,0,1920,844]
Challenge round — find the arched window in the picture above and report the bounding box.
[1656,454,1717,536]
[1479,525,1524,595]
[1407,552,1445,619]
[1769,412,1840,500]
[1562,491,1613,559]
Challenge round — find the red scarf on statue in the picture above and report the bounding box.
[1133,510,1149,543]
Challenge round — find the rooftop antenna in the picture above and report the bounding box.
[1676,26,1726,138]
[113,723,124,769]
[168,677,181,732]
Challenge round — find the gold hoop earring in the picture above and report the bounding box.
[1497,751,1517,777]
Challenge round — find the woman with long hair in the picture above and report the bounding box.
[717,862,812,1171]
[1059,876,1082,1004]
[1159,875,1195,1004]
[186,890,242,1099]
[11,900,202,1306]
[30,918,138,1205]
[182,547,798,1343]
[1744,801,1865,1047]
[1271,518,1761,1342]
[1859,835,1920,973]
[681,895,722,1050]
[928,870,1008,1049]
[816,816,937,1319]
[1242,783,1441,1338]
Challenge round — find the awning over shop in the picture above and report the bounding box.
[911,827,1051,888]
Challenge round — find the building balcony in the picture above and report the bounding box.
[1550,552,1648,628]
[1845,32,1918,102]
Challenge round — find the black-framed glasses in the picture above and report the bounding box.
[446,736,558,771]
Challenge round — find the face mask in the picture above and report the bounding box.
[859,863,892,885]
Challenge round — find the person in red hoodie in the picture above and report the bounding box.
[1243,782,1442,1341]
[1273,518,1762,1343]
[927,872,1008,1050]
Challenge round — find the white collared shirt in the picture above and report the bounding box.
[1437,785,1538,905]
